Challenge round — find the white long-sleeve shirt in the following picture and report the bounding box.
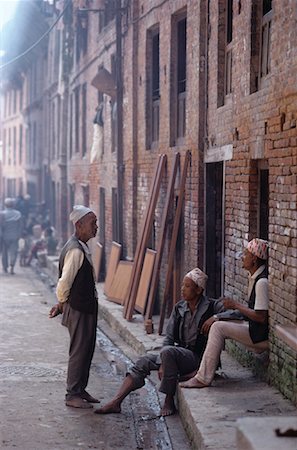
[56,240,95,304]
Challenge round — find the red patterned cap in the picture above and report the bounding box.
[246,238,268,260]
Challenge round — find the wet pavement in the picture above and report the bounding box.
[0,265,191,450]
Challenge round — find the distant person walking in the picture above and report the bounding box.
[1,198,22,274]
[49,205,99,409]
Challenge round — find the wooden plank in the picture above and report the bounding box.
[123,154,166,319]
[144,152,180,331]
[104,241,122,296]
[91,241,103,282]
[107,261,134,305]
[134,249,156,314]
[158,150,191,335]
[124,154,167,320]
[123,156,162,316]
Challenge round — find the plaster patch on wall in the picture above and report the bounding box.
[204,144,233,163]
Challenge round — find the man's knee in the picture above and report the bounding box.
[160,345,178,363]
[130,354,159,385]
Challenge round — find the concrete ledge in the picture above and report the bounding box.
[275,325,297,352]
[236,416,297,450]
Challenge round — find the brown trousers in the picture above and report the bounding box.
[62,302,98,400]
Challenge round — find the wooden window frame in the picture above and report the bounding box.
[82,83,87,157]
[170,10,187,146]
[224,0,233,98]
[260,8,272,79]
[146,26,160,149]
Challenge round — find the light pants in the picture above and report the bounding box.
[2,238,19,271]
[196,321,269,385]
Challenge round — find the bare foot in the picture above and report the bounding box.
[160,396,176,417]
[179,377,208,388]
[94,401,121,414]
[65,397,93,409]
[179,370,197,382]
[82,391,100,403]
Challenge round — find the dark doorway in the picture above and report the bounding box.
[259,168,269,240]
[99,187,106,280]
[205,162,224,299]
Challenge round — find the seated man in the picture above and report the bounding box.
[95,268,224,417]
[180,238,269,389]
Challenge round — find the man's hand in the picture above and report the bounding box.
[158,365,163,381]
[201,317,216,335]
[49,303,63,318]
[222,297,237,310]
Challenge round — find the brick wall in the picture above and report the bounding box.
[206,0,297,402]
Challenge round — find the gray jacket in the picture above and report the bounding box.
[163,296,225,353]
[2,208,22,240]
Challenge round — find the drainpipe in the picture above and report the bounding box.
[116,0,124,246]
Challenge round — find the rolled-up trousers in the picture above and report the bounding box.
[196,321,269,385]
[129,345,201,396]
[62,302,98,400]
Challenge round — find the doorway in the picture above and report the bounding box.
[205,162,224,299]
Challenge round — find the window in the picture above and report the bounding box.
[249,160,269,240]
[82,83,87,157]
[52,102,56,160]
[250,0,272,93]
[76,11,88,63]
[69,93,73,158]
[217,0,233,107]
[19,125,23,165]
[82,185,89,206]
[19,87,23,111]
[259,167,269,240]
[33,122,37,164]
[13,127,16,165]
[111,54,117,153]
[54,30,61,70]
[225,0,233,96]
[170,11,187,145]
[8,128,11,165]
[4,92,7,117]
[99,187,106,278]
[74,86,80,153]
[146,27,160,149]
[3,129,6,164]
[57,95,61,159]
[104,0,116,26]
[112,187,119,242]
[260,0,272,78]
[13,90,17,114]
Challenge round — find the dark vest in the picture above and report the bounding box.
[173,300,216,361]
[248,269,269,343]
[59,236,97,314]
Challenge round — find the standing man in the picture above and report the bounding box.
[49,205,99,409]
[1,198,22,274]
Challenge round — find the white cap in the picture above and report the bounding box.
[69,205,94,225]
[185,268,208,290]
